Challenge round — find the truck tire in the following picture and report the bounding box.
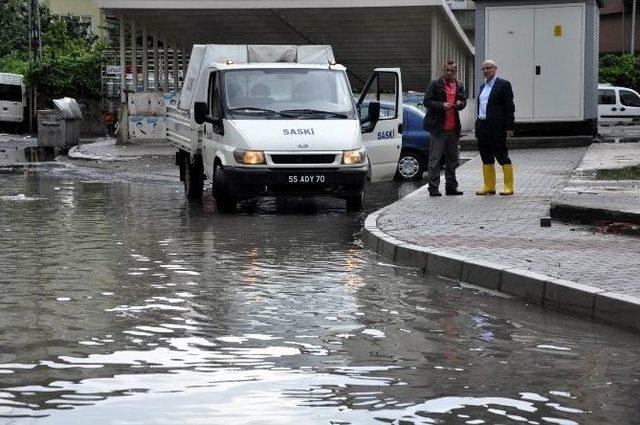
[214,166,237,214]
[345,192,364,212]
[395,150,425,181]
[183,155,204,201]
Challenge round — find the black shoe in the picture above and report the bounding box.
[445,188,464,196]
[429,189,442,197]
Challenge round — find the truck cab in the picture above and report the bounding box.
[166,45,402,213]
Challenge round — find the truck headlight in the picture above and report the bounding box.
[342,148,366,165]
[234,149,266,165]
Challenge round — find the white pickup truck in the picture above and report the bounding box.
[166,44,402,213]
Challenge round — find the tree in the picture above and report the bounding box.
[0,2,105,101]
[599,54,640,92]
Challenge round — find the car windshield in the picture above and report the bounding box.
[222,68,355,119]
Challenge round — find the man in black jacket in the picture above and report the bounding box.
[422,60,468,196]
[475,59,515,196]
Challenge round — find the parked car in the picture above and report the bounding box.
[359,100,431,181]
[598,84,640,125]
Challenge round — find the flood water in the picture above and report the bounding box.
[1,165,639,424]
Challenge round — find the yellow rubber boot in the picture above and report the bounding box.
[500,164,514,195]
[476,164,496,195]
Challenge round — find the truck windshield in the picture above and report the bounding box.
[0,84,22,102]
[222,68,355,119]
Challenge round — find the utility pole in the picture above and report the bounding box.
[632,0,637,55]
[28,0,42,133]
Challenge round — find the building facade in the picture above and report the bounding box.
[47,0,105,35]
[600,0,640,55]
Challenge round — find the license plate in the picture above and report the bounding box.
[287,174,326,184]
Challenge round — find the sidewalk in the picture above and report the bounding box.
[551,142,640,225]
[68,137,176,161]
[364,144,640,332]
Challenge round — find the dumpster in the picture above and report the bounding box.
[37,97,82,147]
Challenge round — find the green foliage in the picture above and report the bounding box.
[0,5,105,100]
[597,165,640,181]
[0,0,50,59]
[0,52,29,75]
[599,54,640,92]
[26,17,105,99]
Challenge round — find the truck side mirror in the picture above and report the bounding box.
[368,101,381,126]
[194,102,208,125]
[360,101,381,133]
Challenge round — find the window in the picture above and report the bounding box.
[619,90,640,108]
[222,68,354,118]
[598,89,616,105]
[358,72,398,120]
[0,84,22,102]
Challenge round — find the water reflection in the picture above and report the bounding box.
[0,170,639,424]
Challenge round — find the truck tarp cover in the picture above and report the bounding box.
[178,45,335,111]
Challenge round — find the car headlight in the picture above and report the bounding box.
[342,148,366,165]
[234,149,266,165]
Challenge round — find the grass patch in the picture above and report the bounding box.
[596,165,640,180]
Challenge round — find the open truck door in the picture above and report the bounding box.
[357,68,403,183]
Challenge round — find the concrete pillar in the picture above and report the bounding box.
[430,13,438,80]
[119,15,126,102]
[142,26,149,92]
[163,39,169,92]
[153,32,159,92]
[130,20,138,92]
[172,42,179,92]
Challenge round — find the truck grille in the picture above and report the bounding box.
[270,154,337,164]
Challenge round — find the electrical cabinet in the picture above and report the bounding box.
[485,4,585,122]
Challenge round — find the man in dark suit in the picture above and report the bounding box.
[475,59,515,196]
[422,60,468,197]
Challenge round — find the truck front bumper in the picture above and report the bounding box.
[224,166,368,199]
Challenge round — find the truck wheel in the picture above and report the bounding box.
[345,192,364,212]
[183,155,204,200]
[214,166,237,214]
[395,150,424,181]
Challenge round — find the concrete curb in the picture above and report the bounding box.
[363,212,640,333]
[550,202,640,226]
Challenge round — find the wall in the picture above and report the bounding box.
[47,0,105,35]
[600,0,640,54]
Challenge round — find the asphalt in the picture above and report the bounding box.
[2,129,640,332]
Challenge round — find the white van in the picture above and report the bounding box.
[0,73,26,125]
[598,83,640,125]
[166,45,403,213]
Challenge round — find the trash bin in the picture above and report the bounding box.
[37,97,82,147]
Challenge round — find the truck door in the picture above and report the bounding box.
[356,68,402,183]
[201,71,224,177]
[618,88,640,123]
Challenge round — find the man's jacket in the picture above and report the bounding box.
[476,77,515,132]
[422,78,468,136]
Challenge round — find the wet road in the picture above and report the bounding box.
[0,164,639,424]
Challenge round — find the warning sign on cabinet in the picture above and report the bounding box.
[554,25,562,37]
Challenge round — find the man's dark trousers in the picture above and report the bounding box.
[428,129,459,190]
[475,119,511,165]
